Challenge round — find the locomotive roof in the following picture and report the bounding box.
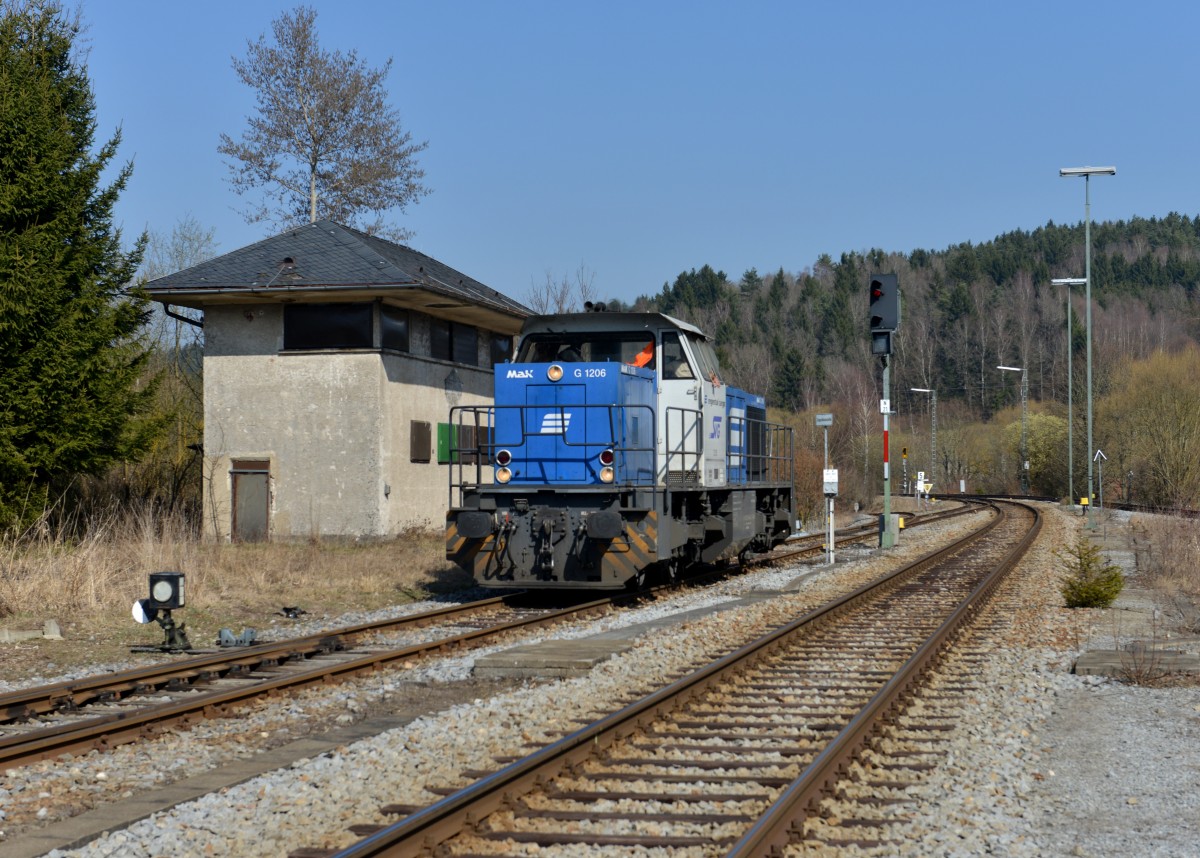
[520,311,708,340]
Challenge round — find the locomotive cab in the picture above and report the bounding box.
[446,310,794,589]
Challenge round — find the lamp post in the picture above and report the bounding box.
[910,388,936,490]
[1052,277,1085,508]
[1060,166,1115,527]
[997,365,1028,493]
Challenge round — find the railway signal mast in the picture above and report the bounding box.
[869,274,901,547]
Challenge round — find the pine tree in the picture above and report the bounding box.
[0,0,160,530]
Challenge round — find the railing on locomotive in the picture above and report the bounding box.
[663,405,704,479]
[726,413,794,485]
[447,402,658,503]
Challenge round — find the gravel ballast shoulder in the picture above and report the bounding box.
[2,504,1196,858]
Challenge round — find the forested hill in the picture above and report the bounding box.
[621,212,1200,416]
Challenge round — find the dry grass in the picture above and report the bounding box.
[1131,513,1200,633]
[0,507,473,680]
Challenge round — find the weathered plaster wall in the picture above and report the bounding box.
[201,304,496,540]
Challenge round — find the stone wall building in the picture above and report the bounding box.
[145,220,529,541]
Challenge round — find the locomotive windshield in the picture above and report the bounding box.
[517,332,656,369]
[688,337,722,383]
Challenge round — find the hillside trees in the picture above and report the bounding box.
[0,0,161,530]
[1100,347,1200,507]
[218,5,428,239]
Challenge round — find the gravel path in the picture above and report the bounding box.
[2,504,1196,857]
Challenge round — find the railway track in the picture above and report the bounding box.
[298,499,1037,857]
[0,503,975,778]
[0,595,617,771]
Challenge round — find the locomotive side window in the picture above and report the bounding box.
[624,339,655,368]
[661,332,694,379]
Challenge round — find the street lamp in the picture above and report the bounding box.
[1052,277,1086,508]
[997,365,1028,493]
[1060,165,1115,527]
[910,388,936,490]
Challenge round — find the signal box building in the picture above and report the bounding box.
[145,220,529,541]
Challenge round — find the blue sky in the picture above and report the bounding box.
[82,0,1199,306]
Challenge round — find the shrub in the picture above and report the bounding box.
[1057,537,1124,608]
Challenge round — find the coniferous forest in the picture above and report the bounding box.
[5,1,1198,536]
[613,214,1200,520]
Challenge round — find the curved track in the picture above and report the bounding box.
[305,499,1037,857]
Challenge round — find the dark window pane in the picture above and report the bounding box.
[284,303,372,350]
[430,317,451,361]
[381,305,409,352]
[490,334,513,366]
[453,324,478,366]
[410,420,431,463]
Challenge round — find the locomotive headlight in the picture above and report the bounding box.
[496,466,513,483]
[495,449,512,466]
[598,449,615,467]
[599,466,615,483]
[547,364,564,382]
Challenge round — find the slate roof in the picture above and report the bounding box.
[144,220,531,330]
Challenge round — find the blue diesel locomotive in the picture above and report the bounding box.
[445,308,794,589]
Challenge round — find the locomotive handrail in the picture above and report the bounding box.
[447,403,659,505]
[663,404,704,483]
[726,413,794,486]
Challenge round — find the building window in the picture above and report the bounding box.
[430,318,478,366]
[490,334,513,366]
[381,305,409,352]
[410,420,431,463]
[283,303,372,350]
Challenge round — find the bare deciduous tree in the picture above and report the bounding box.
[524,264,597,313]
[218,6,428,239]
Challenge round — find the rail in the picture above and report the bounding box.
[321,500,1038,858]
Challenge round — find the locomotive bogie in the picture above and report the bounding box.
[447,489,659,587]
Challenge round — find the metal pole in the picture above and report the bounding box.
[827,495,834,566]
[930,390,937,491]
[1066,285,1074,507]
[1052,277,1084,506]
[881,361,894,548]
[1084,176,1096,527]
[824,425,833,565]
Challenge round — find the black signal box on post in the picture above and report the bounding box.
[869,274,900,332]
